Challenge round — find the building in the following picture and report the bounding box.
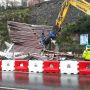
[0,0,22,8]
[27,0,50,7]
[21,0,27,7]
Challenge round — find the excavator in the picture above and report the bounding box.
[42,0,90,59]
[43,0,90,50]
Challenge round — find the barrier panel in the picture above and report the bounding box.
[43,60,60,73]
[78,61,90,74]
[60,61,78,74]
[29,60,43,73]
[14,60,29,72]
[43,73,60,86]
[2,60,15,71]
[0,60,2,71]
[14,72,29,83]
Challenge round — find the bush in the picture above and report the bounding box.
[56,16,90,53]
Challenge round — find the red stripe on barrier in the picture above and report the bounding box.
[43,61,60,73]
[43,73,60,86]
[15,60,29,72]
[78,61,90,74]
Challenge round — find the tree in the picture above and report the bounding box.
[56,16,90,52]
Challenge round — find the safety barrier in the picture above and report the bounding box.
[0,60,2,71]
[43,60,60,73]
[14,60,29,72]
[2,60,15,71]
[0,60,2,80]
[1,59,90,75]
[29,60,43,73]
[78,61,90,74]
[60,60,78,74]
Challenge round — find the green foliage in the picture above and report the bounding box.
[56,16,90,53]
[62,16,90,34]
[0,7,32,49]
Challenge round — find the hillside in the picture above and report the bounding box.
[0,0,90,51]
[28,0,87,26]
[27,0,90,54]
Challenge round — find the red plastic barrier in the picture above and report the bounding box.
[14,72,29,83]
[43,73,60,86]
[43,61,60,73]
[78,61,90,74]
[15,60,29,72]
[0,60,2,71]
[0,60,3,80]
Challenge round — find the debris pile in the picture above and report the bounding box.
[7,21,52,54]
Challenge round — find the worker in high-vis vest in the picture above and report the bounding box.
[82,45,90,60]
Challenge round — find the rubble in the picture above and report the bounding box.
[7,21,52,54]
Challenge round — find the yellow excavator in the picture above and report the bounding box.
[44,0,90,43]
[43,0,90,59]
[44,0,90,46]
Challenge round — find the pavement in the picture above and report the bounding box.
[0,72,90,90]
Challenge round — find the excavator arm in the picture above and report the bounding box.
[55,0,70,29]
[55,0,90,29]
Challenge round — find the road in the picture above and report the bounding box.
[0,72,90,90]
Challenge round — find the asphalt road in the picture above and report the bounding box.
[0,72,90,90]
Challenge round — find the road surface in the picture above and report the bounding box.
[0,72,90,90]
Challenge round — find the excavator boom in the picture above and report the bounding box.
[55,0,90,29]
[55,0,70,28]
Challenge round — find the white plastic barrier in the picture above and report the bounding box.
[60,60,78,74]
[29,60,43,73]
[2,60,15,71]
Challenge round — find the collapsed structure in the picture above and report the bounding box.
[7,21,52,54]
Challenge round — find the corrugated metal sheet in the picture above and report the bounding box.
[7,21,52,54]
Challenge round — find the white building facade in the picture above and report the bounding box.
[0,0,22,8]
[27,0,50,7]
